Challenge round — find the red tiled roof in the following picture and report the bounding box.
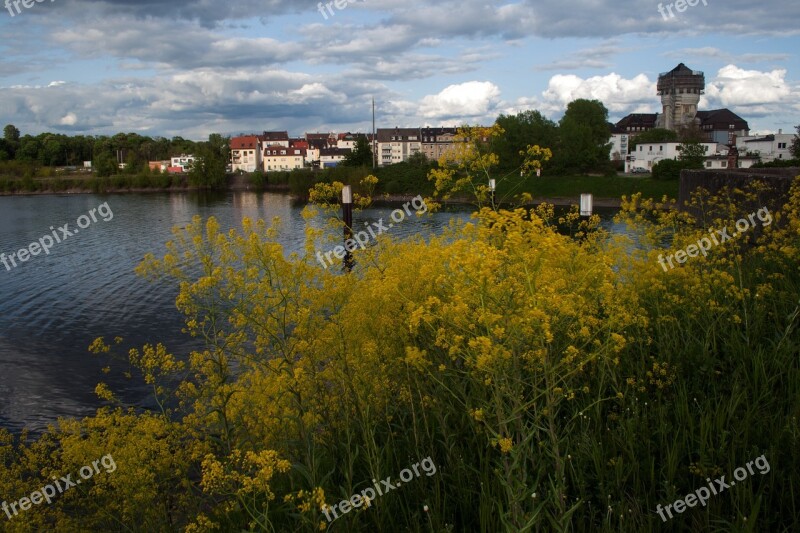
[230,135,260,150]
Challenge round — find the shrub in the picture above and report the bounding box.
[651,158,702,180]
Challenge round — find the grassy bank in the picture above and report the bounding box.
[0,167,678,204]
[501,173,678,200]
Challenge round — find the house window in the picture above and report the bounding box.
[721,161,727,167]
[778,143,787,149]
[706,161,712,168]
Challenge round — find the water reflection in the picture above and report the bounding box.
[0,192,625,435]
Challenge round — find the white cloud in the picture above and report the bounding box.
[542,73,655,113]
[705,65,792,106]
[419,81,502,120]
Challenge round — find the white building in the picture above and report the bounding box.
[230,135,261,172]
[625,142,721,172]
[170,155,196,172]
[609,132,630,161]
[263,146,307,172]
[736,132,796,163]
[703,155,759,170]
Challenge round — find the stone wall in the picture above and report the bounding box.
[679,167,798,214]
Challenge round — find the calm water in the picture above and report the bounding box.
[0,192,625,435]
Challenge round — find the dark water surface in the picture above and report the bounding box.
[0,192,625,435]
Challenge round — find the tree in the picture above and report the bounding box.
[3,124,20,144]
[552,99,612,174]
[94,151,118,177]
[406,151,429,167]
[651,158,701,180]
[678,141,707,166]
[493,110,557,172]
[342,135,373,167]
[791,124,800,159]
[188,134,229,189]
[676,123,706,143]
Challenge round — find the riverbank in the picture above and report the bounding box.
[0,174,643,208]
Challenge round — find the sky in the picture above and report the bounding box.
[0,0,798,140]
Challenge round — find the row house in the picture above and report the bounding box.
[306,132,337,147]
[230,135,261,172]
[376,127,422,166]
[335,133,371,150]
[319,148,350,168]
[263,146,307,172]
[230,132,297,172]
[421,127,458,161]
[262,131,290,148]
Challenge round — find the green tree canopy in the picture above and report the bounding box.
[678,140,708,166]
[3,124,20,144]
[552,99,612,174]
[492,110,557,172]
[342,135,373,167]
[188,134,230,189]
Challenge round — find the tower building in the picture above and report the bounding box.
[656,63,705,131]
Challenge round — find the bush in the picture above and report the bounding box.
[248,170,266,188]
[752,158,800,168]
[651,158,702,180]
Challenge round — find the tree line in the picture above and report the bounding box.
[1,125,229,187]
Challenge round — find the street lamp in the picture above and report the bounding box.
[489,178,496,208]
[342,185,354,272]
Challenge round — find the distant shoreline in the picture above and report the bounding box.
[0,174,623,208]
[0,186,622,208]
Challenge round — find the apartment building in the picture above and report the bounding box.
[376,127,422,166]
[420,127,458,160]
[230,135,261,172]
[263,146,307,172]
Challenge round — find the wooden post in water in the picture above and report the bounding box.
[342,185,354,272]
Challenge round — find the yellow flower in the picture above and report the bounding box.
[498,438,514,454]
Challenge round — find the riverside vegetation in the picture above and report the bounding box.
[0,134,798,532]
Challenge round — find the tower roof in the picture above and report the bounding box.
[657,63,704,94]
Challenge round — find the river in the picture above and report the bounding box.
[0,191,626,435]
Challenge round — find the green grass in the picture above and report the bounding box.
[497,174,678,201]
